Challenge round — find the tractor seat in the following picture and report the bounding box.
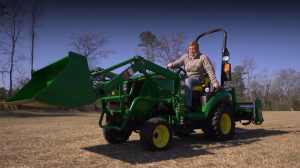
[193,86,203,91]
[192,74,211,92]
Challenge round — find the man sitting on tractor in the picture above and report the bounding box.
[167,41,219,112]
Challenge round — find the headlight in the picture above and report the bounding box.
[222,56,230,62]
[205,87,210,93]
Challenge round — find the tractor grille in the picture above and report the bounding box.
[108,80,145,110]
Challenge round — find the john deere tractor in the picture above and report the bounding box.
[4,28,264,152]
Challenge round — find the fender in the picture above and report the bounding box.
[201,90,231,118]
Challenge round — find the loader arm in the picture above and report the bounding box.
[93,56,183,102]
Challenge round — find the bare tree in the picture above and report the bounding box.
[0,0,27,97]
[293,87,300,110]
[266,68,300,110]
[269,71,283,110]
[278,68,300,108]
[14,66,30,89]
[242,57,258,101]
[29,0,44,72]
[70,32,115,68]
[0,71,6,88]
[252,68,269,107]
[0,86,8,100]
[155,31,187,65]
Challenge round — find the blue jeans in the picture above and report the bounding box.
[185,77,202,107]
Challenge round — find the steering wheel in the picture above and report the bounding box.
[167,66,187,76]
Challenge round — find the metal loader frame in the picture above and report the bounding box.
[91,56,186,130]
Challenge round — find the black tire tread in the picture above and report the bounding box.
[203,105,235,141]
[103,122,132,144]
[140,117,172,152]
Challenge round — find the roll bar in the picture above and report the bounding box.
[194,28,230,87]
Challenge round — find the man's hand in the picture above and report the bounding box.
[167,63,173,68]
[213,83,220,89]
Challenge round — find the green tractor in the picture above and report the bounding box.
[4,28,264,152]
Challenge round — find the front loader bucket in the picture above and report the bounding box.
[4,52,95,107]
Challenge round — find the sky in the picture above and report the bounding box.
[0,0,300,88]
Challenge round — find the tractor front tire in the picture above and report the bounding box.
[140,117,173,152]
[203,105,235,141]
[103,122,132,144]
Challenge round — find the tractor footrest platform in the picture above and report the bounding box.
[184,113,206,120]
[184,117,206,121]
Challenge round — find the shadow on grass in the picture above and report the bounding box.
[82,127,293,164]
[0,111,82,118]
[83,139,214,165]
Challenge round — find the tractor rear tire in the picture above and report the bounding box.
[140,117,173,152]
[103,122,132,144]
[203,105,235,141]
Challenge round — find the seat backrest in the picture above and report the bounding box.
[192,73,211,92]
[203,73,211,86]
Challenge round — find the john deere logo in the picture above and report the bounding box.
[140,59,145,65]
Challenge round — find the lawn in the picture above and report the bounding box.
[1,111,299,168]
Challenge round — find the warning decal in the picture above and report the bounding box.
[128,67,135,76]
[122,67,135,80]
[181,88,185,96]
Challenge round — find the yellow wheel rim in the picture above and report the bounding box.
[220,114,231,134]
[153,125,169,148]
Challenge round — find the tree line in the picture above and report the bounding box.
[227,60,300,111]
[0,1,299,111]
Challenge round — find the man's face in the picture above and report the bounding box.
[189,45,199,56]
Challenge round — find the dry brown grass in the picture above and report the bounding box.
[1,111,300,168]
[0,101,18,112]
